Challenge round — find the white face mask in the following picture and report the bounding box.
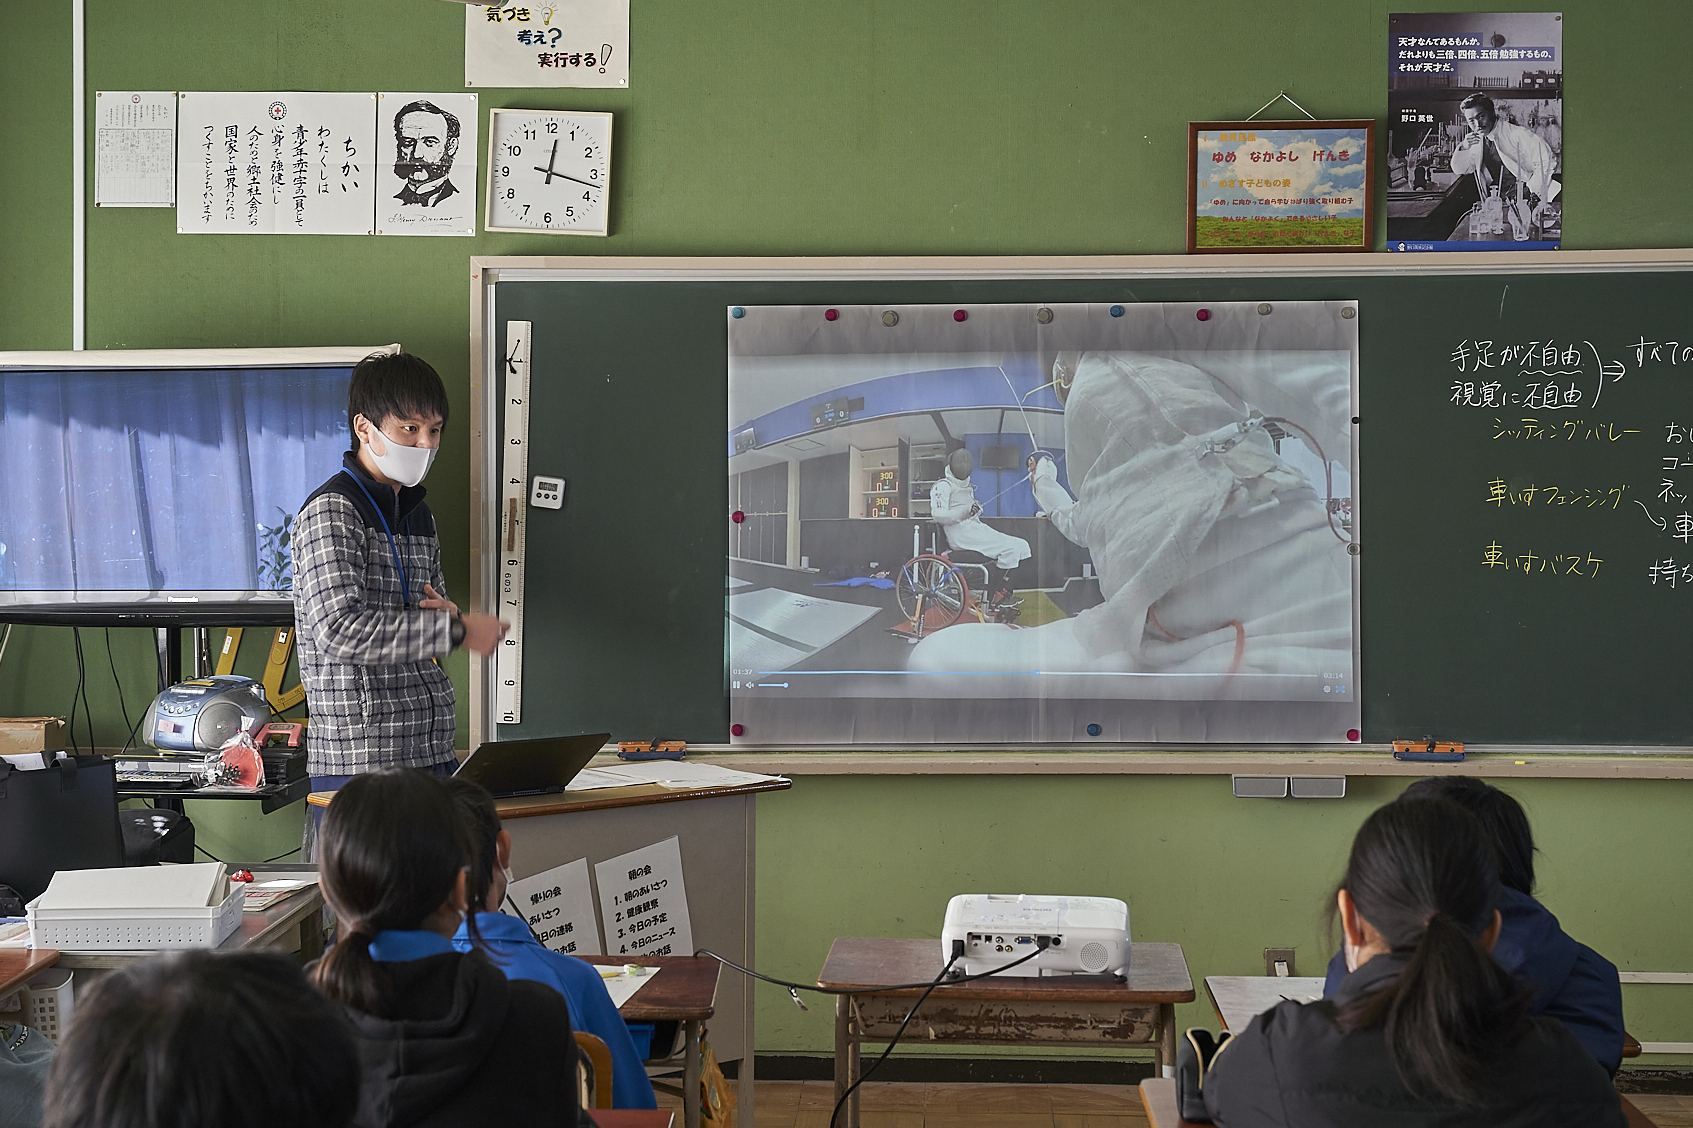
[365,428,437,487]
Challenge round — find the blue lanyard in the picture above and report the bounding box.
[342,469,412,608]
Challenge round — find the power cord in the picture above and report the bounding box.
[695,937,1054,1128]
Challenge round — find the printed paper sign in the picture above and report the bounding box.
[503,857,602,956]
[95,91,176,207]
[594,836,692,959]
[466,0,629,88]
[376,92,478,236]
[176,91,376,235]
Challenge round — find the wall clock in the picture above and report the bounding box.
[485,108,612,236]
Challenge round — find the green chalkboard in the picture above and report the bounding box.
[482,259,1693,747]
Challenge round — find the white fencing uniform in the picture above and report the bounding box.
[911,351,1351,677]
[929,467,1031,571]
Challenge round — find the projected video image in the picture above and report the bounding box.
[727,302,1360,744]
[0,366,351,601]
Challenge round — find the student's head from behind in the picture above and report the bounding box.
[312,769,477,1016]
[1335,798,1529,1105]
[1398,776,1535,894]
[44,950,358,1128]
[347,351,450,456]
[444,774,514,913]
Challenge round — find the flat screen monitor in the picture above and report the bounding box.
[0,346,397,624]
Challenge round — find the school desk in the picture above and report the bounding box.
[312,772,787,1128]
[1204,974,1326,1031]
[817,937,1194,1128]
[1141,1077,1663,1127]
[0,949,59,997]
[583,955,718,1128]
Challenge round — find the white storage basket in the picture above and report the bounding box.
[27,884,245,950]
[21,969,73,1041]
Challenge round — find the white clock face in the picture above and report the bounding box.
[485,110,612,236]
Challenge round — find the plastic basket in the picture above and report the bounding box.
[27,885,245,950]
[22,969,73,1041]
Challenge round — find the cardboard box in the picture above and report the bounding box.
[0,718,67,756]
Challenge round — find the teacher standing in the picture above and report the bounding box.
[292,351,506,803]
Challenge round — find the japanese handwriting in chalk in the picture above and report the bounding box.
[1481,544,1603,578]
[1483,480,1629,509]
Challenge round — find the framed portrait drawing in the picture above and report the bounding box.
[1187,120,1375,253]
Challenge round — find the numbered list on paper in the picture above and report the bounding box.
[503,858,601,956]
[594,836,692,958]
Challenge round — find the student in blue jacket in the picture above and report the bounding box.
[1321,776,1625,1074]
[445,777,659,1110]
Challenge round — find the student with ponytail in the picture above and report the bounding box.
[1200,799,1624,1127]
[311,769,581,1128]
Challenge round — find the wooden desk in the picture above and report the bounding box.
[583,956,717,1128]
[0,949,59,997]
[52,876,324,971]
[313,773,788,1128]
[1203,974,1325,1032]
[818,938,1193,1128]
[589,1112,674,1128]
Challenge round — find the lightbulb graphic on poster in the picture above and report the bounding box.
[726,302,1361,745]
[466,0,630,88]
[175,92,376,236]
[1386,11,1563,251]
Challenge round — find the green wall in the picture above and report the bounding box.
[3,0,1692,1063]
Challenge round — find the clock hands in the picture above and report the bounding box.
[530,138,601,192]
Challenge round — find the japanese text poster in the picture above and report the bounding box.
[1387,12,1563,250]
[95,91,176,208]
[728,301,1360,746]
[503,857,602,956]
[466,0,629,88]
[593,837,692,959]
[1189,122,1372,252]
[176,92,376,236]
[376,92,478,236]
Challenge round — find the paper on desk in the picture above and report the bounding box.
[596,964,662,1010]
[598,760,787,790]
[565,767,648,791]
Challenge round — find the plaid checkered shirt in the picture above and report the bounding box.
[292,455,456,775]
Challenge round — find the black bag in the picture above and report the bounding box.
[1176,1027,1233,1123]
[0,754,124,902]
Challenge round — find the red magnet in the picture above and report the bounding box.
[731,723,746,737]
[824,308,839,321]
[953,309,968,322]
[731,510,745,523]
[1196,309,1212,321]
[1346,728,1361,742]
[231,870,254,883]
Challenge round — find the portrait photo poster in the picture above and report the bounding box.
[1386,11,1563,251]
[1187,121,1373,253]
[376,92,478,236]
[176,92,376,236]
[466,0,630,89]
[727,302,1361,746]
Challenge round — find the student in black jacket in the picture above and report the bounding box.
[310,769,581,1128]
[1200,798,1625,1128]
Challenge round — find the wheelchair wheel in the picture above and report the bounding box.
[897,555,968,634]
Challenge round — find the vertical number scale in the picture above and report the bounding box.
[495,321,532,724]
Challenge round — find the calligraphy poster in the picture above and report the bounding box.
[175,92,376,236]
[1387,12,1563,251]
[465,0,629,89]
[503,857,602,956]
[375,92,478,236]
[95,91,176,208]
[727,302,1361,745]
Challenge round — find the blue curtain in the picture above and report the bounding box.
[0,366,349,594]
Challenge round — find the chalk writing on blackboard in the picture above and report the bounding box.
[1481,545,1603,577]
[1485,482,1629,508]
[1488,419,1638,441]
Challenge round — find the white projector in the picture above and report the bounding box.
[941,894,1130,979]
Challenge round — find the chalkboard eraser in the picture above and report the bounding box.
[1392,738,1465,762]
[618,740,686,761]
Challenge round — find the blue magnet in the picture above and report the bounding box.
[1109,305,1125,317]
[731,307,745,318]
[1087,723,1102,736]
